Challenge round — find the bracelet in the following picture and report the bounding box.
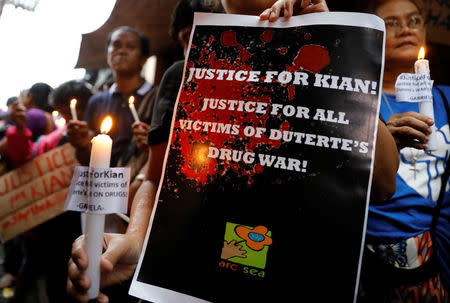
[134,173,146,182]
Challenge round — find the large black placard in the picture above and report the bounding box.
[131,12,385,303]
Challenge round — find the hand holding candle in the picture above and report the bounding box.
[70,98,78,121]
[414,47,437,151]
[128,96,140,122]
[85,116,112,299]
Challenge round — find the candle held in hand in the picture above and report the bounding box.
[70,98,78,121]
[414,47,436,151]
[128,95,140,122]
[85,116,112,299]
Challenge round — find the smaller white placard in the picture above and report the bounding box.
[65,166,130,214]
[395,73,433,103]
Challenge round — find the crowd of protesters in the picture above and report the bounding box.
[0,0,448,302]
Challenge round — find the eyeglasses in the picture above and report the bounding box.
[383,14,424,31]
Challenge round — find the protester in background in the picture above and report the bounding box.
[21,82,55,138]
[0,80,92,303]
[357,0,450,301]
[67,1,399,302]
[4,80,92,164]
[67,26,156,168]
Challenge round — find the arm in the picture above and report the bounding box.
[127,121,151,212]
[370,119,399,202]
[4,101,34,167]
[67,141,168,303]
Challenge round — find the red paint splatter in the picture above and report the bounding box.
[304,33,311,40]
[255,164,264,174]
[173,29,296,186]
[288,85,295,101]
[237,45,251,61]
[260,29,273,43]
[286,44,330,74]
[278,47,288,55]
[221,30,236,47]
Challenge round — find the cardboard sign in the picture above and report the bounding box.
[0,188,69,242]
[131,12,385,303]
[0,143,77,242]
[65,166,130,214]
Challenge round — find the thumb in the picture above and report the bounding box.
[100,237,126,272]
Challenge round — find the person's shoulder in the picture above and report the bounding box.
[169,60,185,70]
[435,85,450,94]
[164,60,185,77]
[90,90,110,101]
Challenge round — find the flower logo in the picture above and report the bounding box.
[235,225,272,251]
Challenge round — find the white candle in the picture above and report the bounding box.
[85,116,112,299]
[128,96,140,122]
[414,47,437,151]
[70,98,78,121]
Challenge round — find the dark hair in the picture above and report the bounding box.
[49,80,92,111]
[360,0,424,14]
[169,0,224,41]
[28,82,53,113]
[6,96,18,107]
[106,26,150,58]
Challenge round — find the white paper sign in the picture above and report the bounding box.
[64,166,130,214]
[395,73,433,103]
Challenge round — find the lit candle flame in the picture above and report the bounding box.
[418,47,425,60]
[70,98,77,108]
[100,116,113,134]
[55,117,66,129]
[128,96,135,105]
[52,111,59,119]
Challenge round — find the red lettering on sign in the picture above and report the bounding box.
[34,159,44,177]
[61,145,75,166]
[10,174,20,190]
[45,155,53,172]
[31,184,45,201]
[0,178,9,195]
[8,190,26,209]
[52,151,63,169]
[18,168,33,185]
[49,174,65,193]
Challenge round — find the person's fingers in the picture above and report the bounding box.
[66,278,90,303]
[284,1,294,18]
[96,293,109,303]
[269,2,282,21]
[391,111,434,125]
[259,8,273,20]
[100,236,129,271]
[72,236,88,269]
[299,0,311,9]
[389,125,430,146]
[388,113,433,135]
[298,2,329,14]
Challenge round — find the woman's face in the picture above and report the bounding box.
[376,0,426,66]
